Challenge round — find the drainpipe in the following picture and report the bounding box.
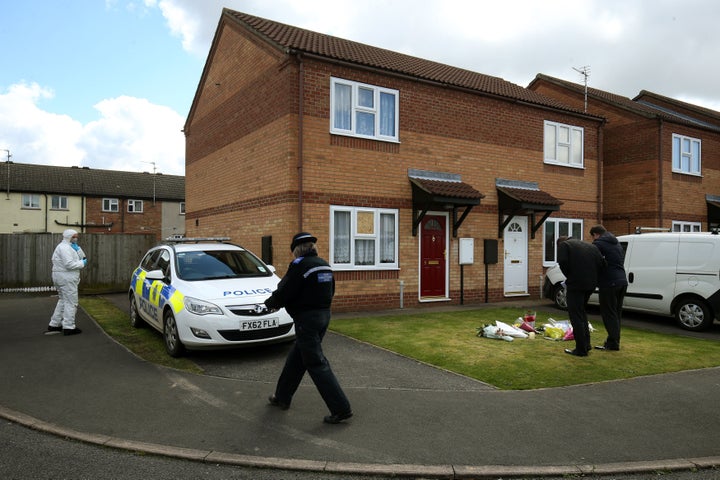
[657,118,664,227]
[597,121,605,223]
[295,51,305,231]
[44,194,48,232]
[81,183,85,234]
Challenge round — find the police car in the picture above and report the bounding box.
[128,238,294,357]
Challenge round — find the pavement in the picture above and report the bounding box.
[1,292,719,479]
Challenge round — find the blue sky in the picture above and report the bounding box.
[1,1,201,124]
[2,0,720,176]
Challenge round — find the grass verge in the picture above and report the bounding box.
[79,296,719,390]
[330,307,720,390]
[79,296,203,374]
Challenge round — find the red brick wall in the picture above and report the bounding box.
[184,22,603,312]
[84,197,164,240]
[531,78,720,234]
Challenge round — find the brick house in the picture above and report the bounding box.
[0,162,185,240]
[528,74,720,235]
[183,9,604,312]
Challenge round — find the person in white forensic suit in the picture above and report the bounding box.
[46,229,87,336]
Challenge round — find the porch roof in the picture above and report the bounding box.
[496,181,563,239]
[408,171,484,237]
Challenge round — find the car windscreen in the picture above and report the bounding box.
[176,250,272,281]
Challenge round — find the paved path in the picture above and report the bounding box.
[1,293,719,478]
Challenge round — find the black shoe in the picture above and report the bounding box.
[564,348,588,357]
[323,411,353,424]
[45,325,63,335]
[63,328,82,336]
[268,394,289,410]
[595,345,620,351]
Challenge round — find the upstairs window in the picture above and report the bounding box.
[672,134,701,175]
[50,195,68,210]
[102,198,119,212]
[128,199,144,213]
[330,77,399,142]
[180,202,186,215]
[22,194,41,209]
[544,121,584,168]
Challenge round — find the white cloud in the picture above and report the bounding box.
[0,82,85,167]
[0,82,185,175]
[81,96,185,175]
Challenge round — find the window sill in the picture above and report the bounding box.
[543,161,585,169]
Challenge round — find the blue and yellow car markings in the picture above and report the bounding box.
[131,267,185,315]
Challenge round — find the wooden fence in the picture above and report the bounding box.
[0,233,157,294]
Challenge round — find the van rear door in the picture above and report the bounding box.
[623,235,679,314]
[675,237,720,305]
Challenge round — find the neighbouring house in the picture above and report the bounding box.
[183,9,605,312]
[528,74,720,235]
[0,162,185,241]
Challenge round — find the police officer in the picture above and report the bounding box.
[265,232,352,424]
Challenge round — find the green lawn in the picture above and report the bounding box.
[80,296,720,390]
[330,307,720,390]
[79,296,203,374]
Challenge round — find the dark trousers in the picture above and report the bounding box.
[274,309,351,415]
[566,288,593,353]
[598,285,626,349]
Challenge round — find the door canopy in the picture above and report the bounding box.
[496,178,563,239]
[409,169,484,237]
[706,194,720,232]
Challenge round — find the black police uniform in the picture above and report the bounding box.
[265,251,352,418]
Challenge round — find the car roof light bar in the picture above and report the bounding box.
[164,237,231,243]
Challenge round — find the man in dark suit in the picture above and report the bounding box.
[556,236,606,357]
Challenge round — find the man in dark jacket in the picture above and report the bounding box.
[557,236,606,357]
[265,232,352,424]
[590,225,628,351]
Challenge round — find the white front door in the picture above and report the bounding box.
[503,216,528,296]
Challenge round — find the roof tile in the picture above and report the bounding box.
[226,9,589,116]
[497,186,562,206]
[0,163,184,200]
[413,178,484,200]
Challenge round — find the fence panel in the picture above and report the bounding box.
[0,233,157,293]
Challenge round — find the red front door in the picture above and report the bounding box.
[420,215,447,297]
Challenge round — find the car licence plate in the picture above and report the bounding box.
[239,317,279,331]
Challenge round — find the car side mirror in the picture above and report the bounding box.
[146,269,166,282]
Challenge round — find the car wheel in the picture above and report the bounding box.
[163,310,185,357]
[553,284,568,310]
[129,295,145,328]
[675,297,714,331]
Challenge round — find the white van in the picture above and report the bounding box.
[543,232,720,331]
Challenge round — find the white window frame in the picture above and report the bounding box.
[128,199,144,213]
[671,134,701,175]
[179,202,185,215]
[672,221,701,232]
[21,194,41,209]
[544,120,584,168]
[330,77,399,143]
[543,217,584,266]
[329,205,399,270]
[50,195,68,210]
[102,198,119,212]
